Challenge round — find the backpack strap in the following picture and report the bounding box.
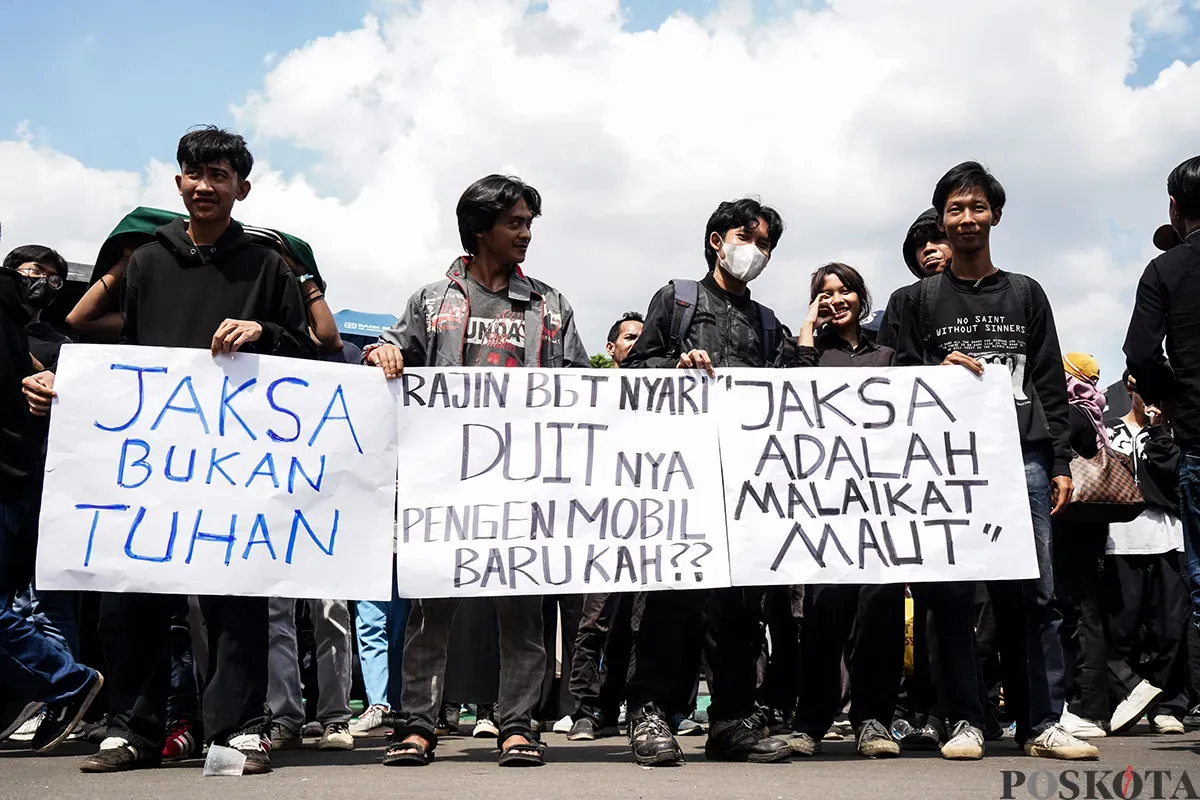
[1008,273,1034,328]
[918,272,943,364]
[756,302,780,360]
[668,279,699,359]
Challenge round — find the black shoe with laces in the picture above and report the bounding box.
[629,704,683,766]
[856,719,900,758]
[705,718,792,763]
[228,730,272,775]
[80,737,161,773]
[32,669,104,753]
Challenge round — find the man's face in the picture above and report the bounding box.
[175,159,249,224]
[712,216,774,264]
[912,238,952,277]
[941,187,998,255]
[606,320,644,366]
[476,198,534,265]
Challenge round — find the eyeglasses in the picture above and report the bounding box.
[16,263,64,289]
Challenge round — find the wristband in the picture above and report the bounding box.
[296,273,316,284]
[304,292,324,305]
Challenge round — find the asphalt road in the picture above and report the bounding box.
[3,727,1197,800]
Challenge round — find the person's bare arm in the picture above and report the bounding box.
[66,263,126,342]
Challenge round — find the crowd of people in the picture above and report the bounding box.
[2,125,1199,776]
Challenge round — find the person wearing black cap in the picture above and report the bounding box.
[1124,153,1200,637]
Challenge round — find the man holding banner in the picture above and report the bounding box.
[365,174,588,768]
[26,127,319,775]
[619,197,792,766]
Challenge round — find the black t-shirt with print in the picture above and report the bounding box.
[462,273,526,368]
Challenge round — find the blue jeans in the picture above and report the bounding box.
[1009,449,1068,734]
[13,586,78,659]
[354,568,409,709]
[1179,448,1200,630]
[0,500,93,704]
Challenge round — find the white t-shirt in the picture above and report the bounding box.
[1105,419,1183,555]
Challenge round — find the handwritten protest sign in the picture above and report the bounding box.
[394,368,729,598]
[37,344,397,600]
[716,366,1037,585]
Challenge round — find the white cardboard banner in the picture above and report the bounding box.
[37,344,397,600]
[394,368,729,598]
[716,366,1038,585]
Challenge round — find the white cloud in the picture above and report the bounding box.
[2,0,1199,381]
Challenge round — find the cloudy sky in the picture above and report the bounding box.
[2,0,1199,379]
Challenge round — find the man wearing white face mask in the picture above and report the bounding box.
[621,198,791,766]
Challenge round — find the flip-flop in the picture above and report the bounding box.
[382,740,435,766]
[498,740,545,767]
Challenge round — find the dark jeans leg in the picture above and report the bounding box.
[1052,522,1110,720]
[198,595,270,745]
[101,592,179,751]
[1145,551,1190,715]
[569,592,617,722]
[166,613,200,727]
[761,585,802,717]
[849,584,905,727]
[922,581,984,727]
[794,584,857,736]
[626,590,706,713]
[1179,449,1200,631]
[705,587,764,724]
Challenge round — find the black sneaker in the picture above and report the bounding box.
[32,669,105,753]
[705,718,792,763]
[766,708,792,737]
[228,731,272,775]
[902,719,940,753]
[628,704,683,766]
[568,717,596,741]
[435,703,455,736]
[80,737,162,773]
[856,719,900,758]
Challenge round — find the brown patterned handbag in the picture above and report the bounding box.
[1059,445,1145,524]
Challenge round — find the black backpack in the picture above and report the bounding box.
[667,279,780,361]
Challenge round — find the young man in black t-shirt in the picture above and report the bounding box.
[892,162,1098,761]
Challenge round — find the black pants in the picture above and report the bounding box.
[1053,522,1110,721]
[535,594,585,720]
[794,583,903,735]
[1105,551,1190,716]
[626,587,763,723]
[444,597,500,705]
[760,586,803,716]
[917,581,986,728]
[568,592,637,725]
[100,592,268,751]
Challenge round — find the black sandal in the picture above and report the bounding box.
[498,739,545,767]
[382,739,435,766]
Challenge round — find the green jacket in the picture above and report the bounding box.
[89,206,323,289]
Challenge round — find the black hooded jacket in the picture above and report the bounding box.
[879,208,942,350]
[0,270,38,501]
[122,217,316,358]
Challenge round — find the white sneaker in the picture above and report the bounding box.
[349,704,389,737]
[1110,680,1163,733]
[318,722,354,751]
[9,710,45,742]
[1024,723,1099,760]
[269,722,303,751]
[0,702,44,741]
[941,720,984,760]
[552,715,573,734]
[1150,714,1185,735]
[1060,708,1107,739]
[473,715,499,739]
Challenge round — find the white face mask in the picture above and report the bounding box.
[717,240,769,283]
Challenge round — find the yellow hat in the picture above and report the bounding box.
[1063,352,1100,383]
